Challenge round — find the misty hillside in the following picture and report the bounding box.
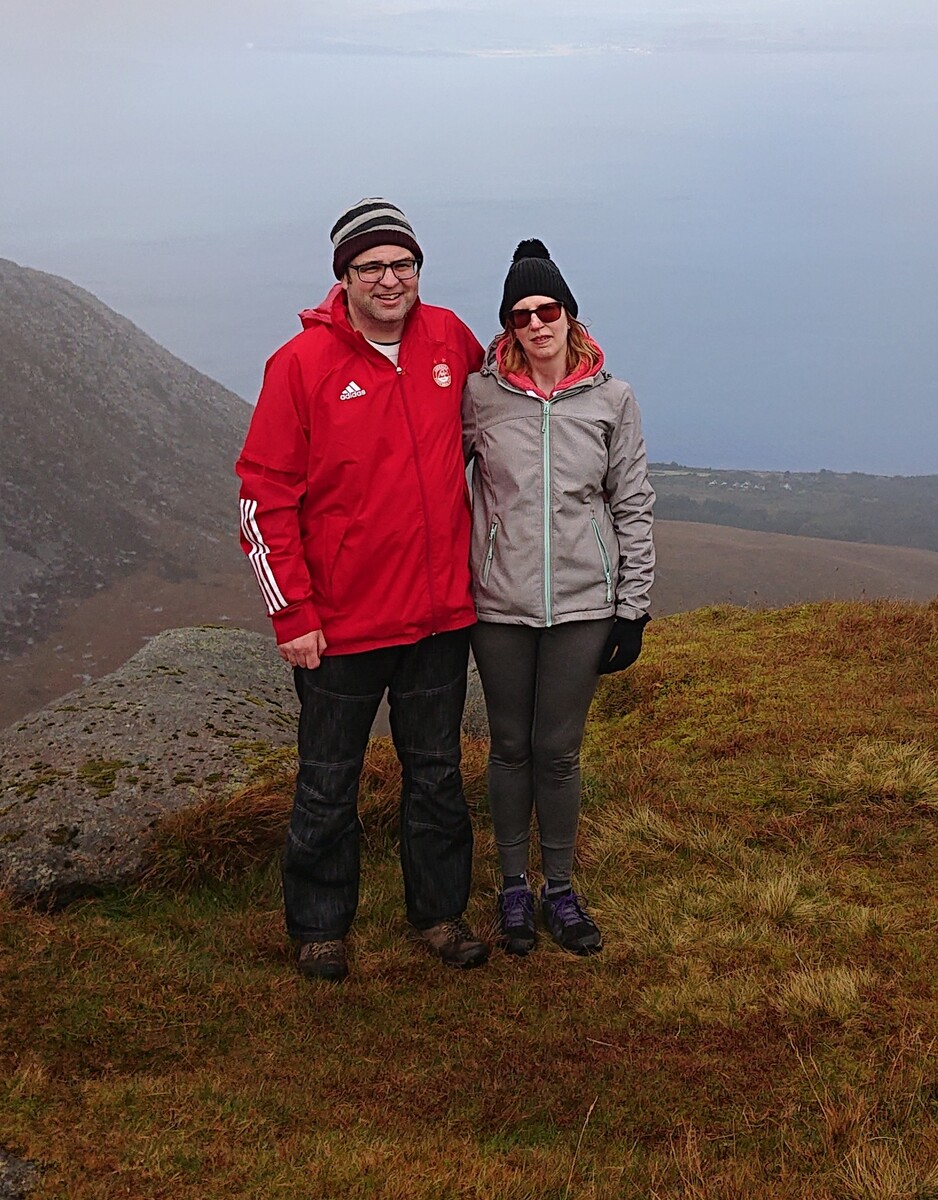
[0,258,252,657]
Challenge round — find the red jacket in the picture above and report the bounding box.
[236,287,484,653]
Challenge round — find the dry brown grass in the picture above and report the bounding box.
[143,737,491,889]
[810,738,938,808]
[3,600,938,1198]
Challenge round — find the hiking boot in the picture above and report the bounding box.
[540,887,603,956]
[497,886,537,956]
[295,939,348,982]
[417,917,490,968]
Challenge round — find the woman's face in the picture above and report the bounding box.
[509,294,569,369]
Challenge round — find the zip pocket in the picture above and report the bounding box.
[481,519,499,586]
[590,517,613,603]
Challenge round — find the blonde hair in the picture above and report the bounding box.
[498,313,601,380]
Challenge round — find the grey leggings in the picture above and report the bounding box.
[470,618,613,882]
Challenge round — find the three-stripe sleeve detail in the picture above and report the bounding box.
[239,498,289,614]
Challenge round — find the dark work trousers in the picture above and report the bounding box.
[283,627,473,943]
[470,618,613,883]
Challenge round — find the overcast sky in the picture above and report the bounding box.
[3,0,937,473]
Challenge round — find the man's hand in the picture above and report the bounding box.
[278,630,328,670]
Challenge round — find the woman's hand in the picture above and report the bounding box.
[597,614,650,675]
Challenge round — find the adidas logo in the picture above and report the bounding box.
[339,380,367,401]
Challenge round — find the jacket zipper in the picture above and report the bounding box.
[484,367,611,629]
[591,517,614,603]
[482,519,499,585]
[541,401,553,626]
[395,361,439,631]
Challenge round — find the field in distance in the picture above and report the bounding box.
[650,463,938,552]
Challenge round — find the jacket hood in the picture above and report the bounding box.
[481,335,501,373]
[299,284,345,331]
[481,331,608,398]
[298,285,424,337]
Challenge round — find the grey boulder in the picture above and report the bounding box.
[0,627,296,908]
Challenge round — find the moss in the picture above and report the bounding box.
[15,767,69,800]
[233,741,295,777]
[75,759,129,796]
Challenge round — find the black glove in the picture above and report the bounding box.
[597,614,650,675]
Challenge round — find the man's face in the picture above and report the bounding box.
[342,244,420,333]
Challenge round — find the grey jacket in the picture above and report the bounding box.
[462,352,655,627]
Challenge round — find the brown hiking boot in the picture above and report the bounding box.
[416,917,489,968]
[295,939,348,982]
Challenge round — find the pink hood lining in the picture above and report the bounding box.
[494,331,605,399]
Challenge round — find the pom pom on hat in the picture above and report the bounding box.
[499,238,578,326]
[512,238,551,261]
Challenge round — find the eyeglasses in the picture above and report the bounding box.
[348,258,419,283]
[508,301,564,329]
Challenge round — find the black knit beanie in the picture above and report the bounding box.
[498,239,578,327]
[330,198,424,279]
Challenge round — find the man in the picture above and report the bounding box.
[236,199,488,981]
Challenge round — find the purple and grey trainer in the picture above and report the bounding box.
[497,885,537,955]
[540,886,603,955]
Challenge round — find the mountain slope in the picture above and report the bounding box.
[0,257,252,656]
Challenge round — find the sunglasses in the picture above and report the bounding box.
[508,301,564,330]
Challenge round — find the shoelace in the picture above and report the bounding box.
[301,940,342,960]
[439,917,474,942]
[501,889,534,927]
[548,891,590,927]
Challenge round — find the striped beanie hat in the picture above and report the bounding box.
[330,198,424,279]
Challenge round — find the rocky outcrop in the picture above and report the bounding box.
[0,1149,39,1200]
[463,656,489,740]
[0,627,295,908]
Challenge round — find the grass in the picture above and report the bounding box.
[1,599,938,1199]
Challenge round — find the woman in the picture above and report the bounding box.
[463,240,655,956]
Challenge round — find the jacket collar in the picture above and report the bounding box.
[299,285,423,348]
